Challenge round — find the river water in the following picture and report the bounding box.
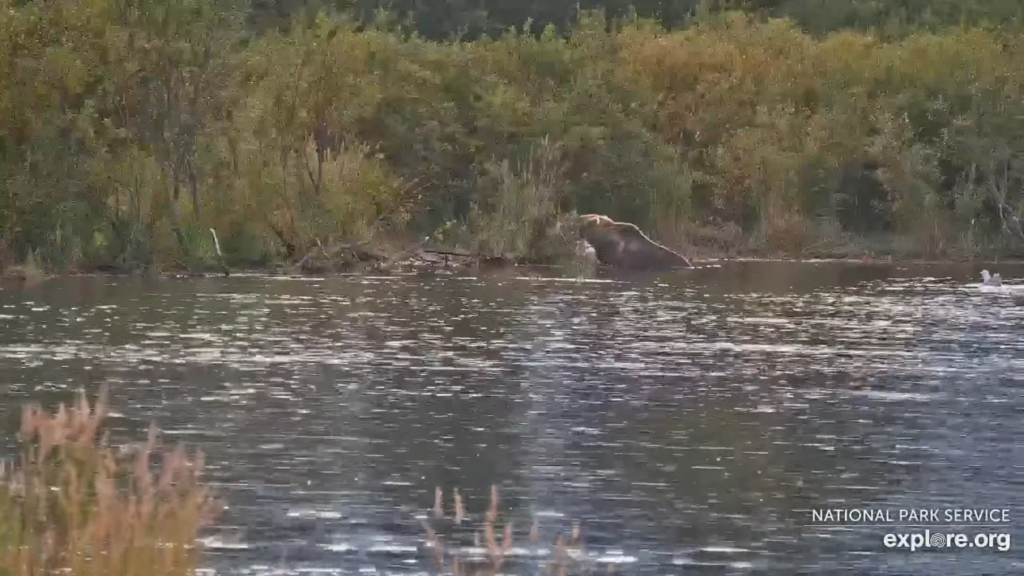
[0,261,1022,575]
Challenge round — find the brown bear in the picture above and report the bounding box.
[577,214,693,270]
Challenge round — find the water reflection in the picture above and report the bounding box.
[0,262,1022,575]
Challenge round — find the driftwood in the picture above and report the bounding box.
[411,246,517,269]
[418,247,476,258]
[295,239,383,274]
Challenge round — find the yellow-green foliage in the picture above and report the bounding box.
[448,136,581,264]
[225,18,414,253]
[618,14,1024,254]
[0,387,218,576]
[2,1,1023,269]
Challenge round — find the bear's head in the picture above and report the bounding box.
[576,214,623,255]
[577,214,616,234]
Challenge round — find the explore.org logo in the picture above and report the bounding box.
[883,530,1012,552]
[804,507,1014,553]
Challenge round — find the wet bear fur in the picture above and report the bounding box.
[577,214,693,270]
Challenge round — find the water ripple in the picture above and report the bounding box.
[0,262,1021,576]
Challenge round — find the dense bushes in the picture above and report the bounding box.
[1,0,1023,271]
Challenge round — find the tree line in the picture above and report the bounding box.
[2,0,1023,272]
[247,0,1022,39]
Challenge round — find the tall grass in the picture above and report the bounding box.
[444,136,583,265]
[0,386,220,576]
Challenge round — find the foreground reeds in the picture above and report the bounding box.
[423,485,604,576]
[0,386,220,576]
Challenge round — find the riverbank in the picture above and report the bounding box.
[5,227,1024,284]
[3,5,1024,275]
[5,250,1024,292]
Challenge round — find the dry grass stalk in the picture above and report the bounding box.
[453,488,465,524]
[0,385,221,576]
[553,534,566,561]
[424,485,585,576]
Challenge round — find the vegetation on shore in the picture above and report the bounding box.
[0,387,219,576]
[2,0,1024,276]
